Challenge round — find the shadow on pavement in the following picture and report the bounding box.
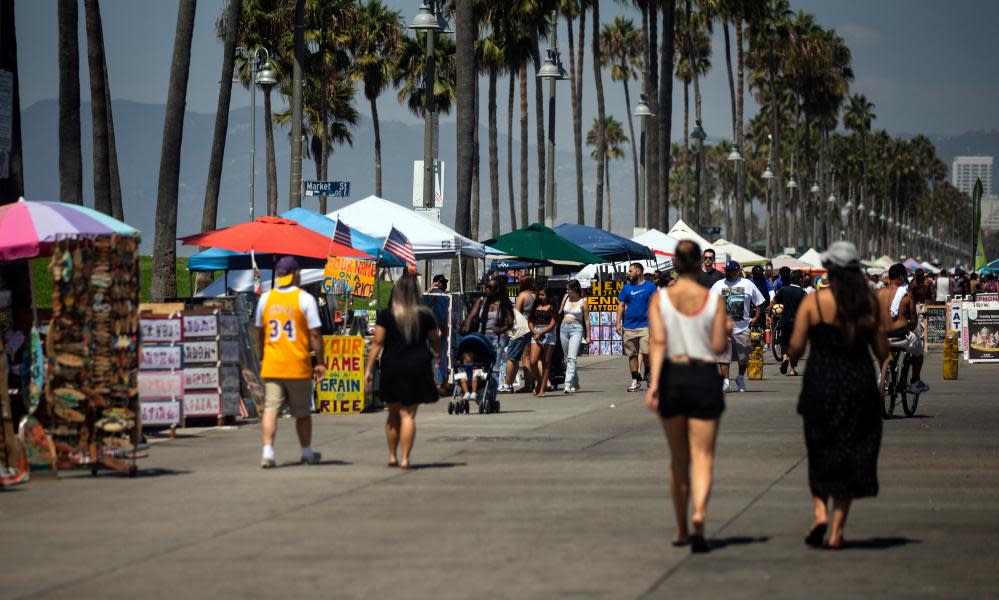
[841,536,921,550]
[709,536,771,550]
[407,461,467,471]
[280,460,353,468]
[495,410,535,415]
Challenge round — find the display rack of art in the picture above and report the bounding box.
[586,280,624,356]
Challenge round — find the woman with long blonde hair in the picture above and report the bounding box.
[365,273,442,469]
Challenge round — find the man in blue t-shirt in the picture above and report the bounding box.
[616,262,657,392]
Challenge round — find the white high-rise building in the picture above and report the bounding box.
[952,156,993,196]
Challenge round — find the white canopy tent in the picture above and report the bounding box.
[630,228,679,255]
[772,254,820,271]
[920,261,941,274]
[712,238,768,265]
[326,195,491,259]
[572,255,676,289]
[667,219,715,250]
[799,248,823,268]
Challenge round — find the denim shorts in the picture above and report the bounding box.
[505,334,529,361]
[532,325,556,346]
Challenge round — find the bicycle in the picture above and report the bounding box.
[879,346,920,418]
[769,304,785,363]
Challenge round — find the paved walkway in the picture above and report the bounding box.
[2,354,997,599]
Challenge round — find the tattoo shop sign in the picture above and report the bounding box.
[317,336,365,414]
[321,257,376,298]
[588,280,624,312]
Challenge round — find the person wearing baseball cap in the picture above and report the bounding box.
[429,274,449,293]
[254,256,325,468]
[709,260,765,392]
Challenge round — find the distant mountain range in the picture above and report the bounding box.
[21,99,639,253]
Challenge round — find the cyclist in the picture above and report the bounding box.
[876,263,929,394]
[773,270,808,375]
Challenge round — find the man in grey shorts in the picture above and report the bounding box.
[710,260,765,392]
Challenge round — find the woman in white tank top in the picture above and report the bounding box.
[645,240,734,553]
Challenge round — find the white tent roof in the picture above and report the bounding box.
[630,228,679,254]
[712,238,768,265]
[572,255,676,289]
[667,219,715,250]
[799,248,823,268]
[772,254,819,271]
[326,195,491,259]
[920,261,941,274]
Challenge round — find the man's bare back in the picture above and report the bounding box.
[877,283,914,335]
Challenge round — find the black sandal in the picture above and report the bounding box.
[805,523,827,548]
[689,534,709,554]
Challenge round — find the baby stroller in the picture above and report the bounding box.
[448,333,501,415]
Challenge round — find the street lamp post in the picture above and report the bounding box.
[810,175,820,249]
[826,174,837,246]
[410,1,442,210]
[537,14,569,228]
[634,95,654,233]
[235,47,277,221]
[726,145,743,244]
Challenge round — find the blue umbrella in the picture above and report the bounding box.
[553,223,654,262]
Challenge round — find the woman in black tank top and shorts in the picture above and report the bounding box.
[646,240,733,553]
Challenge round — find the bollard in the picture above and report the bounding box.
[943,331,959,380]
[747,330,765,380]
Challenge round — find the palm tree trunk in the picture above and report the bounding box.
[574,6,586,224]
[658,0,676,230]
[151,0,197,302]
[454,0,474,248]
[507,71,517,229]
[533,48,545,224]
[723,20,741,244]
[58,0,82,205]
[198,0,240,292]
[104,58,123,220]
[645,2,660,229]
[488,64,500,238]
[288,0,304,209]
[264,86,278,216]
[84,0,111,215]
[592,0,606,229]
[471,80,481,240]
[320,108,329,214]
[519,66,529,229]
[605,156,612,231]
[623,78,639,230]
[371,96,383,197]
[737,18,748,247]
[682,81,689,219]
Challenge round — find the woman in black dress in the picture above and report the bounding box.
[788,241,889,549]
[365,273,442,469]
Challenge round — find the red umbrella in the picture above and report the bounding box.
[179,216,371,260]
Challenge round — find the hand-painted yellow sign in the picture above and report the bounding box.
[322,257,376,298]
[317,336,365,414]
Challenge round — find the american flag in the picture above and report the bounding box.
[383,226,416,266]
[333,219,352,248]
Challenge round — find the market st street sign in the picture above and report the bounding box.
[305,180,350,198]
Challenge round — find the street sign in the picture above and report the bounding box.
[412,160,445,207]
[304,180,350,198]
[700,226,722,235]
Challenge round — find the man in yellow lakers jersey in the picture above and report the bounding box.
[254,257,325,468]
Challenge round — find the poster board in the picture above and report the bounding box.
[141,400,182,427]
[964,300,999,362]
[140,345,183,371]
[183,392,220,417]
[923,305,947,348]
[138,371,184,400]
[422,293,461,384]
[183,313,219,338]
[317,336,365,413]
[949,299,964,351]
[322,257,377,298]
[183,340,219,364]
[587,281,624,356]
[140,316,182,343]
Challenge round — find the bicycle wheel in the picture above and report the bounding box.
[771,323,783,363]
[900,354,919,416]
[879,354,896,419]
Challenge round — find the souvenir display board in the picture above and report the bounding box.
[586,281,624,356]
[46,236,142,475]
[963,300,999,363]
[138,314,184,430]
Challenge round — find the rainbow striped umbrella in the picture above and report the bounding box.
[0,198,139,261]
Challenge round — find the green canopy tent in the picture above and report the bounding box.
[484,223,606,266]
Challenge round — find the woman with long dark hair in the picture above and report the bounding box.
[788,241,889,549]
[558,279,589,393]
[646,240,733,553]
[528,287,557,396]
[365,273,443,469]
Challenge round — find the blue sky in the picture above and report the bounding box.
[15,0,999,139]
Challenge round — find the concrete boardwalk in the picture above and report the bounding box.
[2,354,998,599]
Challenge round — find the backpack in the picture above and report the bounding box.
[509,308,530,339]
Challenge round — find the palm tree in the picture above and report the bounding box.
[83,0,111,216]
[567,0,588,224]
[473,7,506,237]
[351,0,403,199]
[843,92,875,216]
[200,0,242,244]
[674,0,711,226]
[151,0,197,302]
[454,0,475,247]
[591,0,606,228]
[601,16,643,231]
[587,116,627,232]
[657,0,677,231]
[57,0,82,206]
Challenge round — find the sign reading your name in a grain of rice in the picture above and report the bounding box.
[316,336,365,414]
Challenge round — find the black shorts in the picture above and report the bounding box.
[657,361,725,420]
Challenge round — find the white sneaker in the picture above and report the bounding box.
[462,392,472,400]
[627,379,642,392]
[722,379,731,393]
[736,375,747,392]
[513,371,526,392]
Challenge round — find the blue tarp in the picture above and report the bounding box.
[553,223,654,262]
[980,258,999,274]
[187,208,404,271]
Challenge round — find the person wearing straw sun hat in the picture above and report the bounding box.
[255,256,325,468]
